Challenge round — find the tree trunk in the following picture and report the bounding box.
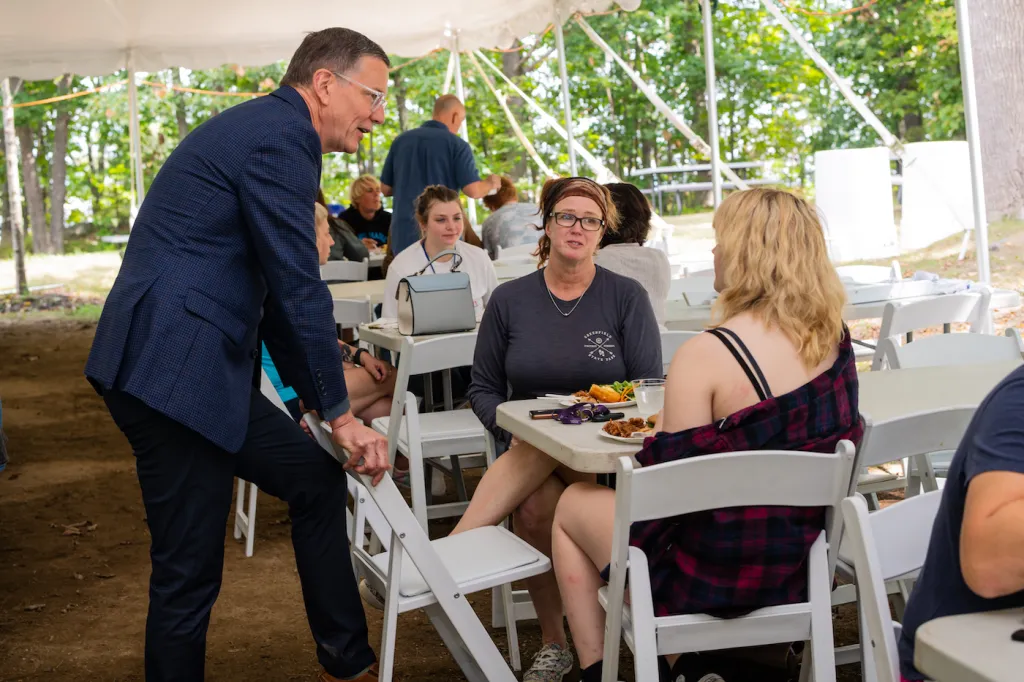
[172,69,190,141]
[971,0,1024,220]
[48,74,72,254]
[16,123,49,253]
[2,78,28,294]
[1,128,9,250]
[502,46,529,180]
[392,71,408,133]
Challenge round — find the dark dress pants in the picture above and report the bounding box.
[104,388,375,681]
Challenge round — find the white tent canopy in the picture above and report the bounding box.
[0,0,638,80]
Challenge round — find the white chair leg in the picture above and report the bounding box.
[501,582,521,671]
[233,478,245,539]
[378,541,404,682]
[958,229,971,261]
[858,585,879,682]
[244,481,258,558]
[491,586,506,628]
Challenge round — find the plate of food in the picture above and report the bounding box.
[600,416,657,443]
[560,382,637,408]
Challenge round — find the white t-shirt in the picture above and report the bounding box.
[382,240,500,322]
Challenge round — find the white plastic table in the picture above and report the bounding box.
[664,289,1022,332]
[495,360,1021,474]
[328,279,386,306]
[915,608,1024,682]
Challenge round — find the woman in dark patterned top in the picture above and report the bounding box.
[551,188,864,682]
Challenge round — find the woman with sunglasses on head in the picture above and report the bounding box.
[454,177,662,682]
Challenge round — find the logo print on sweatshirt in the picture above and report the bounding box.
[584,331,617,362]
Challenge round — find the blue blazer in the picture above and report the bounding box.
[86,87,348,453]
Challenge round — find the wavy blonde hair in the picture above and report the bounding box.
[349,175,381,204]
[712,188,845,368]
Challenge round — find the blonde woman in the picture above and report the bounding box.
[550,188,864,682]
[338,175,391,248]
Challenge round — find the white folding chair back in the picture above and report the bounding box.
[494,262,540,280]
[877,327,1023,370]
[233,368,290,557]
[601,441,858,682]
[372,333,485,530]
[871,290,992,370]
[836,261,902,285]
[659,330,699,376]
[320,258,369,283]
[667,274,717,305]
[856,407,974,503]
[494,243,538,262]
[840,493,944,682]
[306,416,545,682]
[332,296,373,330]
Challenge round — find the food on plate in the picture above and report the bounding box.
[573,381,635,403]
[603,418,653,439]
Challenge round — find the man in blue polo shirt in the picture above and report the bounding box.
[898,363,1024,680]
[380,94,499,255]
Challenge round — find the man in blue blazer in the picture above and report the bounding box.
[86,28,391,682]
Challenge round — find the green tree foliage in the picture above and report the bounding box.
[0,0,967,246]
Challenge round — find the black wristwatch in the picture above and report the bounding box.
[353,348,368,366]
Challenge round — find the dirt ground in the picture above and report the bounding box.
[0,317,871,681]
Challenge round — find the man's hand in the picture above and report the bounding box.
[362,238,379,250]
[330,412,390,486]
[488,174,501,192]
[360,354,393,382]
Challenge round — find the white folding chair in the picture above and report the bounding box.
[305,415,547,682]
[601,441,857,682]
[659,329,699,376]
[372,333,485,530]
[320,258,369,283]
[854,407,975,509]
[667,274,717,305]
[877,327,1023,370]
[870,289,992,370]
[833,410,972,670]
[836,261,902,285]
[494,262,540,280]
[332,296,373,330]
[874,324,1018,491]
[840,492,944,682]
[494,243,537,263]
[233,368,291,557]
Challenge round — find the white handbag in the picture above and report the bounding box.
[396,249,476,336]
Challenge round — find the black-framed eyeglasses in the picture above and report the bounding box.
[333,71,387,112]
[548,211,605,232]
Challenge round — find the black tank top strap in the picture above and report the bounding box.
[705,327,772,401]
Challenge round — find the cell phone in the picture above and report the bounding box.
[529,409,562,420]
[592,412,625,423]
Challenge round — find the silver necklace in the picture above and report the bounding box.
[545,271,595,317]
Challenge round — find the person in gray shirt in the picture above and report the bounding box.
[452,177,662,682]
[480,175,543,260]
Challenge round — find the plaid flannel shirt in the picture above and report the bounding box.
[631,331,863,617]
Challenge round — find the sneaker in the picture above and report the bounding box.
[358,579,385,610]
[523,643,573,682]
[430,468,446,497]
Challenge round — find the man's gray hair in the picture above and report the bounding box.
[282,28,390,87]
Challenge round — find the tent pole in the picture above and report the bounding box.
[127,50,145,224]
[467,51,558,179]
[954,0,990,282]
[442,50,455,95]
[701,0,722,207]
[451,37,478,223]
[574,16,748,189]
[553,10,578,176]
[760,0,899,150]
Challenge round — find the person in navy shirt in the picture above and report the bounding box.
[899,364,1024,680]
[380,94,500,254]
[85,28,391,682]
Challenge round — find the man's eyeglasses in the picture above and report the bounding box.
[548,211,605,232]
[333,71,387,113]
